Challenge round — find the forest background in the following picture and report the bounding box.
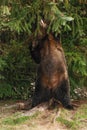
[0,0,87,100]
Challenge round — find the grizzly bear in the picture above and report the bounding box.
[29,34,73,110]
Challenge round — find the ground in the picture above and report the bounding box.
[0,100,87,130]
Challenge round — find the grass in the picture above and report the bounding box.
[56,104,87,130]
[1,111,40,126]
[57,117,77,129]
[0,100,87,130]
[2,116,30,125]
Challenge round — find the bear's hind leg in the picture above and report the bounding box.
[32,81,51,107]
[54,80,74,110]
[32,85,43,107]
[32,93,42,107]
[61,94,73,110]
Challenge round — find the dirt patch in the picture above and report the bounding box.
[0,100,87,130]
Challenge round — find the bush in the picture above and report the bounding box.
[0,41,36,99]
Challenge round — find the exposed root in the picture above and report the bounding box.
[51,108,61,124]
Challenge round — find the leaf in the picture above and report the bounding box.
[62,16,74,21]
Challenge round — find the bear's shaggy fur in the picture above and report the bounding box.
[29,34,73,110]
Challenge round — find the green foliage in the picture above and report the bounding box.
[0,41,36,99]
[0,0,74,36]
[0,0,87,99]
[65,46,87,98]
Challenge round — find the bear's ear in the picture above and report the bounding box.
[48,33,61,43]
[48,34,54,41]
[53,33,60,42]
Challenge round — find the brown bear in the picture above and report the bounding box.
[29,34,73,110]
